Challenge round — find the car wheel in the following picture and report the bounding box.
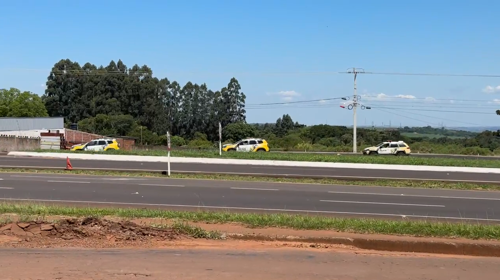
[396,151,405,156]
[369,151,378,155]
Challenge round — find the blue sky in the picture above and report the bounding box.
[1,0,500,128]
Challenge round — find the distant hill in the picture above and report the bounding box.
[449,126,500,132]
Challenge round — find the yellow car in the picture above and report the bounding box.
[362,141,411,156]
[223,138,270,152]
[70,138,120,152]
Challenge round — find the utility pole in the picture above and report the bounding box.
[347,67,365,153]
[340,68,371,153]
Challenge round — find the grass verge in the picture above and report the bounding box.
[33,149,500,168]
[167,221,222,239]
[1,167,499,191]
[0,202,499,240]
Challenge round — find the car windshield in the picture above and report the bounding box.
[376,142,384,147]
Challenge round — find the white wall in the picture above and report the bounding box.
[0,129,65,138]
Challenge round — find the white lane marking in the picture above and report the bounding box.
[0,178,3,180]
[0,198,494,222]
[11,175,96,180]
[320,200,445,208]
[47,180,90,184]
[327,191,500,201]
[103,178,147,181]
[231,187,279,191]
[0,187,13,189]
[139,183,185,187]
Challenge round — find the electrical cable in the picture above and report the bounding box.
[377,107,482,126]
[371,106,495,115]
[375,108,441,126]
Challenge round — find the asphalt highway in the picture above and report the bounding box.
[1,156,500,182]
[1,172,500,222]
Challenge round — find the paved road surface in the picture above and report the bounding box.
[1,248,498,280]
[1,173,500,221]
[1,156,500,182]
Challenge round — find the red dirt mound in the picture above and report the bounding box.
[0,217,181,242]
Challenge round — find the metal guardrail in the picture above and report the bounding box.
[0,165,499,185]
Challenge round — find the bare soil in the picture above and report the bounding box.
[0,217,186,249]
[1,216,500,279]
[2,214,500,250]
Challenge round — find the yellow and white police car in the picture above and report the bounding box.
[362,141,411,156]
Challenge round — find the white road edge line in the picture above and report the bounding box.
[0,187,13,189]
[320,200,445,208]
[0,198,493,222]
[327,191,500,201]
[139,184,185,187]
[47,180,91,184]
[231,187,279,191]
[11,175,98,180]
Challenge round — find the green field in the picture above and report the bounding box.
[34,149,500,168]
[401,132,466,139]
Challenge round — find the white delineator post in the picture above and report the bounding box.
[219,122,222,156]
[167,131,171,177]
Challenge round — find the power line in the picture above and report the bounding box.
[361,100,500,109]
[371,106,495,115]
[376,108,440,126]
[246,97,346,106]
[247,100,500,111]
[3,68,500,78]
[360,71,500,78]
[379,108,482,126]
[363,96,493,102]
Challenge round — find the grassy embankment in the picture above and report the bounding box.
[1,203,499,240]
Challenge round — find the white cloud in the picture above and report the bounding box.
[376,93,389,99]
[361,93,417,101]
[394,94,416,99]
[424,97,436,102]
[491,99,500,104]
[483,85,500,93]
[278,90,300,97]
[269,90,301,101]
[318,99,327,104]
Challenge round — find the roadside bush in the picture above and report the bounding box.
[318,137,341,147]
[296,142,313,152]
